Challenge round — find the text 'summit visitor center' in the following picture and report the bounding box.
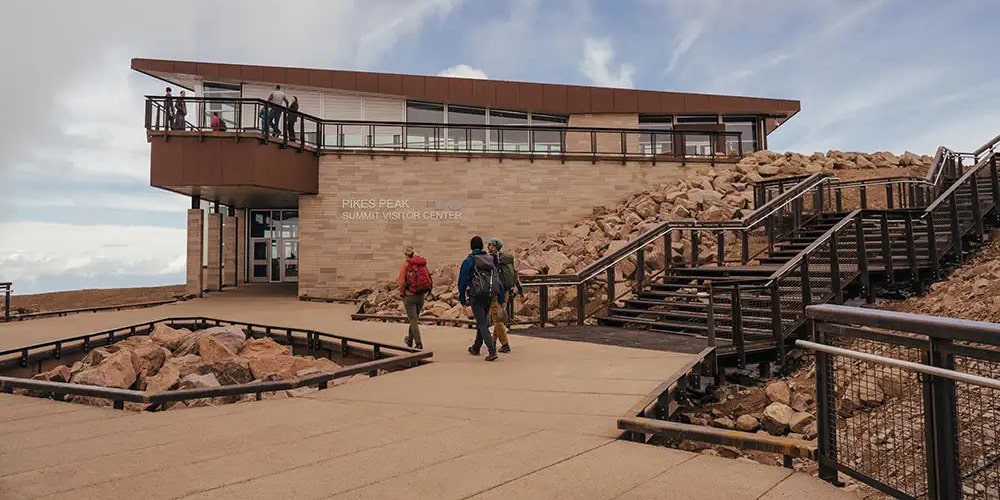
[132,58,800,299]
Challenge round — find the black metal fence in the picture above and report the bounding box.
[1,282,10,322]
[802,304,1000,500]
[144,96,745,164]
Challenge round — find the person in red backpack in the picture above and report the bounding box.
[398,246,432,349]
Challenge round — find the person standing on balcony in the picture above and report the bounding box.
[486,237,521,353]
[399,246,431,350]
[459,236,504,362]
[163,87,174,130]
[266,85,288,136]
[173,90,187,130]
[210,112,225,131]
[286,96,299,141]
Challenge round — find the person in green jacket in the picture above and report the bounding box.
[487,237,523,353]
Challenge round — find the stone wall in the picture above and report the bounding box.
[297,153,715,298]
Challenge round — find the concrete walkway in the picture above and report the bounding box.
[0,286,856,499]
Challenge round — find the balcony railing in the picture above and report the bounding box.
[144,96,746,164]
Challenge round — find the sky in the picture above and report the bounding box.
[1,0,998,295]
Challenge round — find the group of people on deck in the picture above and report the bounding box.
[162,85,299,138]
[399,236,523,362]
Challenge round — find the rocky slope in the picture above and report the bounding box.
[352,150,932,321]
[21,324,353,410]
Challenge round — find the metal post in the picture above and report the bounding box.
[991,155,1000,222]
[949,194,963,264]
[813,321,841,485]
[767,217,775,256]
[606,268,616,314]
[663,232,672,272]
[928,337,961,499]
[860,186,868,209]
[855,214,873,303]
[970,169,984,241]
[880,213,894,283]
[705,281,716,348]
[770,282,783,364]
[904,212,922,294]
[829,233,842,304]
[801,255,812,312]
[716,230,725,265]
[635,248,645,286]
[927,213,940,279]
[835,188,843,212]
[691,230,700,267]
[885,183,894,209]
[539,286,549,328]
[740,231,749,265]
[3,286,9,322]
[576,283,586,326]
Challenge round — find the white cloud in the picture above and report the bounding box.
[437,64,489,79]
[666,20,704,74]
[579,38,635,88]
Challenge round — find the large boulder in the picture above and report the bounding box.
[765,381,791,406]
[197,336,238,364]
[163,354,203,378]
[32,365,71,383]
[248,355,341,380]
[789,412,817,434]
[129,343,170,376]
[735,414,760,432]
[150,324,192,350]
[761,402,795,436]
[238,338,291,359]
[193,326,247,353]
[197,360,254,385]
[144,363,181,393]
[72,349,141,389]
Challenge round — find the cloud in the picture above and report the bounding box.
[665,20,704,74]
[579,38,635,88]
[437,64,489,79]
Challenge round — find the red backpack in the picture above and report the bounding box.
[405,256,433,294]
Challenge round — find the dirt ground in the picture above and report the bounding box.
[6,285,187,315]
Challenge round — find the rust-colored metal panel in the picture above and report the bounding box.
[494,82,519,110]
[286,68,311,87]
[261,66,287,84]
[448,79,474,104]
[613,89,638,113]
[590,88,615,113]
[149,139,183,186]
[683,94,712,113]
[566,86,591,113]
[195,63,220,79]
[660,93,685,112]
[424,77,449,103]
[635,91,660,114]
[173,61,197,76]
[471,81,496,108]
[330,71,356,90]
[241,65,264,82]
[401,75,425,99]
[518,84,543,112]
[378,74,403,96]
[218,63,242,80]
[355,72,380,93]
[542,85,567,113]
[308,69,333,88]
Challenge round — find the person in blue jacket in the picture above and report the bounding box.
[458,236,504,361]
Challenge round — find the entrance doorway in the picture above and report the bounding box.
[249,209,298,283]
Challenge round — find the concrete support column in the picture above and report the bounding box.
[223,212,237,287]
[236,209,247,284]
[206,212,223,292]
[186,209,204,297]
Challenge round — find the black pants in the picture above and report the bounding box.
[471,296,497,355]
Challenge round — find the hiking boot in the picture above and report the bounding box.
[404,336,413,348]
[468,346,480,356]
[485,353,499,362]
[498,344,511,353]
[415,343,423,350]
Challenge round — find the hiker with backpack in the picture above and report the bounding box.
[399,246,432,350]
[458,236,505,362]
[487,237,523,353]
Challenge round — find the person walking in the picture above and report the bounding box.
[398,246,432,350]
[163,87,174,130]
[286,96,299,141]
[486,237,522,353]
[266,85,288,135]
[459,236,504,362]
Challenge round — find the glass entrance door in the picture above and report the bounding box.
[249,209,299,283]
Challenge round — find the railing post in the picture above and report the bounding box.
[801,255,812,311]
[813,320,841,485]
[904,211,922,294]
[767,217,776,256]
[855,214,873,303]
[590,130,597,164]
[860,186,868,209]
[576,283,586,326]
[969,168,984,241]
[663,232,672,273]
[991,155,1000,222]
[3,286,9,322]
[539,286,548,328]
[740,231,749,265]
[885,183,894,209]
[880,213,895,284]
[927,212,940,279]
[705,281,716,348]
[620,131,627,165]
[715,230,724,266]
[835,188,843,212]
[829,233,842,305]
[731,284,745,369]
[927,337,961,499]
[691,230,700,267]
[606,268,616,314]
[635,248,645,286]
[949,193,963,264]
[144,98,152,128]
[770,282,784,365]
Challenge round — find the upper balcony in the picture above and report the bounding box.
[145,96,749,166]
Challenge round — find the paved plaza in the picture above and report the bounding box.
[0,286,855,499]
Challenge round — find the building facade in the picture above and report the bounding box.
[133,58,799,298]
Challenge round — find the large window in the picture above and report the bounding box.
[530,114,567,153]
[723,116,758,154]
[204,82,241,129]
[639,115,673,155]
[489,110,529,152]
[403,101,566,152]
[406,102,443,148]
[447,106,486,151]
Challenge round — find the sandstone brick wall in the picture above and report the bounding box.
[205,213,222,291]
[223,215,237,286]
[236,210,247,284]
[298,153,726,298]
[566,113,640,155]
[186,209,203,297]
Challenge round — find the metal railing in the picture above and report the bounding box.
[0,317,431,410]
[802,304,1000,500]
[1,282,10,322]
[144,96,745,164]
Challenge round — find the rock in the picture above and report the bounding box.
[789,412,816,434]
[761,402,795,436]
[194,326,247,353]
[33,365,71,383]
[286,386,319,398]
[789,392,814,412]
[197,360,254,385]
[197,336,238,364]
[72,349,140,389]
[150,324,192,350]
[164,354,204,378]
[178,372,221,390]
[144,363,181,393]
[129,343,170,376]
[678,440,712,452]
[248,355,340,380]
[758,165,780,176]
[81,347,114,367]
[712,417,736,430]
[765,381,791,405]
[237,338,292,359]
[716,445,742,459]
[735,414,760,432]
[801,421,818,440]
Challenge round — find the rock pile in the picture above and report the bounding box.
[352,150,933,322]
[24,323,343,410]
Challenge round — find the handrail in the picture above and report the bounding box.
[765,209,861,283]
[922,153,992,215]
[522,174,831,286]
[973,132,1000,159]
